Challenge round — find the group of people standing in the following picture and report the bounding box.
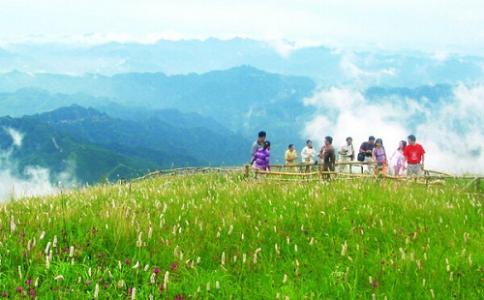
[251,131,426,177]
[352,135,426,176]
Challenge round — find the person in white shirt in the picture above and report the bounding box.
[301,139,315,172]
[338,137,354,173]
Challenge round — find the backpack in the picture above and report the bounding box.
[357,152,365,162]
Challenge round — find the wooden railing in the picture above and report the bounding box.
[129,166,241,182]
[264,161,374,174]
[244,162,482,192]
[121,164,481,193]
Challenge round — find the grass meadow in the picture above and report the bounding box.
[0,172,482,299]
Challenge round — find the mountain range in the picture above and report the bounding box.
[1,38,483,86]
[0,67,317,160]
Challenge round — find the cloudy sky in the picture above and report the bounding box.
[1,0,483,53]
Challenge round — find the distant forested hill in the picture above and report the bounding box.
[0,106,250,183]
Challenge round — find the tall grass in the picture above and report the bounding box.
[0,173,482,299]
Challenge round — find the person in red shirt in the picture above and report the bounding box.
[403,134,425,176]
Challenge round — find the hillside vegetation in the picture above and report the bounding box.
[0,106,250,183]
[0,173,482,299]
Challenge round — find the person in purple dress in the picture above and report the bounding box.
[251,141,271,171]
[372,138,388,176]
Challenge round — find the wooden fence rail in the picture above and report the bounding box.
[124,164,481,193]
[245,163,482,192]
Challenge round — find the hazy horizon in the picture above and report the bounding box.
[1,0,484,55]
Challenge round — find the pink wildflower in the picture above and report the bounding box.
[170,262,178,272]
[29,288,37,299]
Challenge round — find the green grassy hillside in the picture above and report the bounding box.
[0,173,482,299]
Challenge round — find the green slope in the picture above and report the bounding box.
[0,173,481,299]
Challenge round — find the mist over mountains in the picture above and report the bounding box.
[0,38,483,199]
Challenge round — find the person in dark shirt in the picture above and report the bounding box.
[320,136,336,175]
[359,136,376,173]
[250,131,266,160]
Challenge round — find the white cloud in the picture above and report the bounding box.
[340,54,397,86]
[0,167,59,201]
[303,87,365,110]
[432,51,449,63]
[265,39,297,58]
[4,127,24,147]
[415,84,484,174]
[0,127,76,201]
[302,88,407,153]
[264,39,321,58]
[302,84,484,174]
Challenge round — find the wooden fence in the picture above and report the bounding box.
[123,163,481,193]
[244,162,482,192]
[128,166,241,182]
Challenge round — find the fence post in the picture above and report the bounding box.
[477,177,481,193]
[244,165,250,178]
